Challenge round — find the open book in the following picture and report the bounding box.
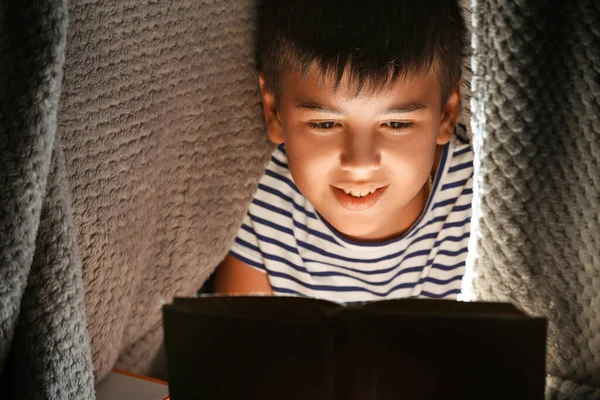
[163,296,547,400]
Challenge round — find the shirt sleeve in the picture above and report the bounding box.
[229,211,267,273]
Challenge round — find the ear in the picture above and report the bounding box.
[258,73,284,144]
[437,89,461,145]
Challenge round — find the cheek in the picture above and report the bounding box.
[283,130,339,195]
[382,130,438,178]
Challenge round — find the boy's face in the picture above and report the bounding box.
[260,65,459,242]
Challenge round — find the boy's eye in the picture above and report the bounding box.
[382,121,413,130]
[308,121,338,130]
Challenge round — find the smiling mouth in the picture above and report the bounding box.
[337,185,387,198]
[331,185,388,211]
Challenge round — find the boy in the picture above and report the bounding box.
[214,0,472,303]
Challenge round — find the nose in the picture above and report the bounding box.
[340,132,381,174]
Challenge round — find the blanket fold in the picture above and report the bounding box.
[0,0,95,398]
[467,0,600,396]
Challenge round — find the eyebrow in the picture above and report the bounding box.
[377,102,427,115]
[296,102,345,116]
[296,101,427,116]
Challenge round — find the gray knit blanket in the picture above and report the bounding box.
[0,0,598,398]
[467,0,600,397]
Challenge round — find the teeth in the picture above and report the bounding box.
[343,188,378,198]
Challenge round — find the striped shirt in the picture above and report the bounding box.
[230,135,473,303]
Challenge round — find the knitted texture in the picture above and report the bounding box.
[2,0,599,398]
[58,0,272,382]
[458,0,473,141]
[467,0,600,396]
[0,0,95,398]
[546,377,600,400]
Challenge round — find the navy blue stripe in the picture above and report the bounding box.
[268,269,464,297]
[243,224,302,256]
[247,215,295,239]
[309,265,463,288]
[298,231,438,265]
[267,269,360,293]
[437,247,469,257]
[453,146,471,157]
[302,256,407,276]
[293,221,338,245]
[420,288,462,299]
[416,195,471,212]
[271,286,306,297]
[406,215,447,240]
[402,249,431,261]
[448,161,472,174]
[265,269,413,297]
[304,255,465,277]
[251,200,338,245]
[301,252,450,283]
[252,198,292,219]
[433,197,457,209]
[257,183,317,219]
[263,251,309,274]
[277,144,286,154]
[310,266,425,285]
[458,181,474,197]
[229,249,265,271]
[441,216,470,230]
[431,260,465,271]
[270,155,288,169]
[234,236,260,253]
[442,178,469,191]
[265,169,302,195]
[422,274,463,286]
[452,203,471,213]
[434,231,470,247]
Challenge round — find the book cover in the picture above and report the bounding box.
[163,296,547,400]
